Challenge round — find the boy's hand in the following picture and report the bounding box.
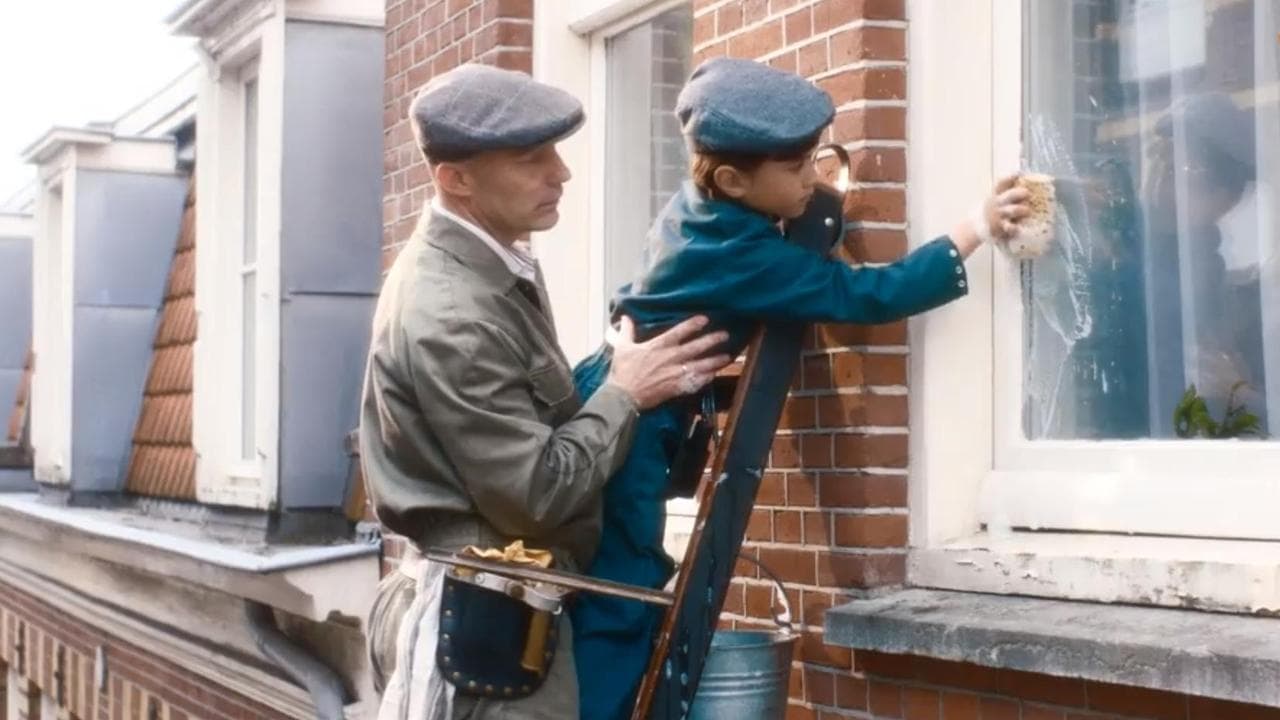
[951,174,1033,258]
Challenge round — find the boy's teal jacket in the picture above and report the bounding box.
[612,180,970,352]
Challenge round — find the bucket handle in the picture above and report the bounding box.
[736,553,793,635]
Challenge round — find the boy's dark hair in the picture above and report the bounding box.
[689,134,822,199]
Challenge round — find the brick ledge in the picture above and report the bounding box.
[825,588,1280,707]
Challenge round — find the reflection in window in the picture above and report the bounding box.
[1023,0,1278,441]
[603,5,693,300]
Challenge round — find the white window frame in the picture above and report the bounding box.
[908,0,1280,613]
[23,130,179,489]
[30,166,74,488]
[532,0,690,366]
[533,0,699,547]
[191,3,284,510]
[987,0,1280,541]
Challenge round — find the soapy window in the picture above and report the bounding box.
[1021,0,1279,441]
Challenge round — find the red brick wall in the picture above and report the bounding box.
[0,582,291,720]
[379,0,1280,718]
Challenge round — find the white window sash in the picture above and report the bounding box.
[986,0,1280,541]
[239,61,261,467]
[192,12,282,510]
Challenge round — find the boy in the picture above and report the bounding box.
[571,57,1030,719]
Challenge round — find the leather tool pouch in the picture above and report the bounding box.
[436,569,560,700]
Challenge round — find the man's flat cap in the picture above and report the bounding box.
[676,58,834,154]
[410,64,585,161]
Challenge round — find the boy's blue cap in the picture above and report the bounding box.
[410,64,584,161]
[675,58,835,154]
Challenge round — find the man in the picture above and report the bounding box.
[361,63,732,720]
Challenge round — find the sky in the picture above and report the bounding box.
[0,1,196,209]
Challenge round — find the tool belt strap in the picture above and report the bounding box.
[447,567,567,614]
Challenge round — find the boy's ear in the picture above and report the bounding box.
[712,165,750,199]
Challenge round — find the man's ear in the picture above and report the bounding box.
[432,161,473,198]
[712,165,750,199]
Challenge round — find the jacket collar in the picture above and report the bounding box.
[423,209,521,292]
[420,210,557,340]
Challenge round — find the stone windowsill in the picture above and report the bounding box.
[0,492,380,622]
[825,588,1280,708]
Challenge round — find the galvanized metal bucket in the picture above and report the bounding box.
[687,556,797,720]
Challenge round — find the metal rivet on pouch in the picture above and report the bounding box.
[504,687,514,696]
[452,672,461,681]
[522,686,531,694]
[468,681,477,690]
